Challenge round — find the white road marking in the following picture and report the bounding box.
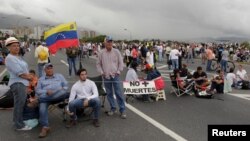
[157,65,167,69]
[227,93,250,101]
[126,103,187,141]
[60,60,187,141]
[60,60,69,66]
[158,70,172,72]
[0,68,7,77]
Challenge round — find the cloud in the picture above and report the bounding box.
[0,0,250,40]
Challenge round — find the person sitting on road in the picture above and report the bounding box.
[179,64,192,78]
[36,63,69,138]
[226,68,236,87]
[176,70,192,90]
[208,69,224,94]
[66,68,101,128]
[192,66,210,90]
[125,61,139,81]
[235,65,249,88]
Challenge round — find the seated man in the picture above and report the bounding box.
[192,66,210,90]
[208,69,224,94]
[179,64,188,78]
[66,68,101,128]
[176,71,193,90]
[36,63,69,138]
[236,64,248,88]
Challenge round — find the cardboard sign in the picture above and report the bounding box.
[123,81,157,95]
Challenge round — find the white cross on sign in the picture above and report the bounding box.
[123,81,157,95]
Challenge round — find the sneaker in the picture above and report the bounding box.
[106,110,116,116]
[93,119,100,127]
[16,125,32,131]
[66,120,77,128]
[39,127,50,138]
[120,112,127,119]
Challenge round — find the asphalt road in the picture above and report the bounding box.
[0,48,250,141]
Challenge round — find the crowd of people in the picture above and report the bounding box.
[1,35,250,139]
[2,36,127,138]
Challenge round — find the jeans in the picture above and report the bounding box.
[39,90,69,127]
[10,83,27,129]
[158,52,163,62]
[171,59,179,70]
[206,60,212,71]
[67,57,77,76]
[69,98,101,120]
[104,75,126,113]
[37,63,46,78]
[220,60,227,72]
[186,53,194,63]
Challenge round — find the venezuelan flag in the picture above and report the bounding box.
[44,22,79,54]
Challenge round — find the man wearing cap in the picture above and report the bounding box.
[34,42,49,78]
[96,36,126,119]
[5,37,33,131]
[36,63,69,138]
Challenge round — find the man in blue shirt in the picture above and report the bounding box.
[36,63,69,138]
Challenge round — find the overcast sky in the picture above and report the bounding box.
[1,0,250,40]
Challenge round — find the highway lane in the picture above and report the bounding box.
[0,48,250,141]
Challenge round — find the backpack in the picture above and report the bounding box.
[38,47,48,61]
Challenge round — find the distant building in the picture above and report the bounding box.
[81,31,89,38]
[90,31,96,38]
[0,29,15,37]
[13,26,34,38]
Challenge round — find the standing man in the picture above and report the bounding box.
[169,45,180,70]
[5,37,33,130]
[66,46,79,78]
[66,68,101,128]
[186,44,194,64]
[220,47,229,73]
[96,36,126,119]
[34,42,49,78]
[206,46,214,71]
[157,43,163,62]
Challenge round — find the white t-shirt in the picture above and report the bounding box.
[157,45,163,52]
[169,49,180,60]
[69,79,99,103]
[226,73,236,85]
[236,69,247,81]
[125,68,139,81]
[146,51,154,66]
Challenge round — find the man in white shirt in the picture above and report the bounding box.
[226,68,236,86]
[169,46,180,69]
[66,68,101,128]
[157,44,163,62]
[236,65,248,83]
[220,47,229,72]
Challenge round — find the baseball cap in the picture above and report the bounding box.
[5,37,19,46]
[105,36,113,42]
[145,63,152,70]
[44,63,53,69]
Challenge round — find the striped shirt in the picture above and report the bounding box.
[96,48,124,79]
